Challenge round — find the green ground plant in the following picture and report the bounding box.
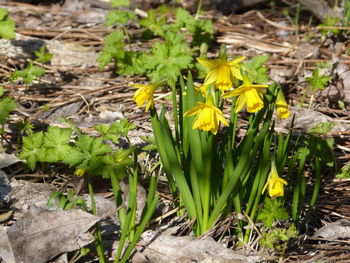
[98,0,213,85]
[19,119,159,263]
[10,45,52,85]
[130,45,332,248]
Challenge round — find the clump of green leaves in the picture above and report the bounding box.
[47,190,89,211]
[244,55,270,84]
[19,118,159,263]
[257,198,289,228]
[0,8,15,39]
[98,3,214,85]
[260,224,298,252]
[306,67,331,92]
[319,15,341,36]
[19,119,135,174]
[299,66,331,108]
[10,45,52,84]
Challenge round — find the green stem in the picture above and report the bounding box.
[87,174,106,263]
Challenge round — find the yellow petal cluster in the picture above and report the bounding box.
[197,56,245,92]
[262,161,288,198]
[276,89,290,119]
[222,76,267,113]
[131,83,161,111]
[184,95,229,135]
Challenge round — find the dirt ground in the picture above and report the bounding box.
[1,0,350,262]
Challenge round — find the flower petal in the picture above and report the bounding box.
[197,58,220,70]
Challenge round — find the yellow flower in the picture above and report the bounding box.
[276,89,290,119]
[222,75,268,113]
[262,161,288,198]
[74,169,86,177]
[184,95,229,135]
[131,82,162,111]
[197,56,245,91]
[194,84,209,98]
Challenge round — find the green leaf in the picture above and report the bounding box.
[18,132,45,170]
[105,10,136,26]
[139,7,169,37]
[244,55,269,84]
[42,127,73,162]
[140,135,157,151]
[257,198,289,228]
[0,11,15,39]
[307,122,335,135]
[34,46,53,64]
[0,96,17,125]
[146,33,193,83]
[63,147,88,167]
[10,61,45,84]
[0,8,8,20]
[116,51,149,76]
[109,0,130,7]
[94,123,120,144]
[98,31,125,69]
[306,67,330,92]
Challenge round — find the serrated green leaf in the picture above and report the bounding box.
[244,55,269,83]
[257,198,289,228]
[307,122,336,135]
[98,31,125,69]
[63,147,88,167]
[19,132,44,170]
[34,46,53,64]
[0,19,15,39]
[75,135,94,153]
[10,61,45,84]
[0,97,17,125]
[42,127,73,162]
[105,10,136,26]
[306,67,330,91]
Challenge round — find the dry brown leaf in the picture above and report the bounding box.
[314,219,350,240]
[0,206,99,263]
[131,230,265,263]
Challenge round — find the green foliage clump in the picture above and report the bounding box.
[257,198,289,228]
[98,3,214,85]
[19,119,136,178]
[10,45,52,84]
[260,224,298,252]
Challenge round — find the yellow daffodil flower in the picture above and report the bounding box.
[194,84,209,98]
[222,75,268,113]
[262,161,288,198]
[184,95,229,135]
[131,82,162,111]
[197,56,246,91]
[276,89,290,119]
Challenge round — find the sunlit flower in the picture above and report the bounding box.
[74,169,86,177]
[131,82,162,111]
[194,84,209,98]
[222,75,268,113]
[276,89,290,119]
[262,161,288,198]
[197,56,245,91]
[184,95,229,135]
